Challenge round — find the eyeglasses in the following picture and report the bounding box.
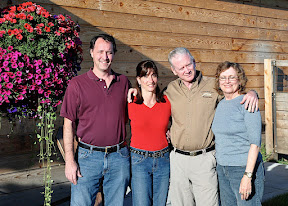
[219,76,238,81]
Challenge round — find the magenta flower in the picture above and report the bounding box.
[8,73,15,79]
[6,82,13,89]
[29,85,35,90]
[35,80,42,85]
[18,62,24,67]
[38,88,44,94]
[27,73,33,79]
[7,46,13,50]
[17,94,24,100]
[16,71,22,76]
[11,63,18,68]
[15,77,22,83]
[3,61,9,67]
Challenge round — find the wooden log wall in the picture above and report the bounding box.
[1,0,288,154]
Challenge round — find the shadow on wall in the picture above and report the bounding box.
[0,0,175,170]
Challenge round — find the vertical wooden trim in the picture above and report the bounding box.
[264,59,274,155]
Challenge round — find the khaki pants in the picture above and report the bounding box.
[169,149,219,206]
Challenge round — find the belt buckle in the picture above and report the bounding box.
[189,151,196,156]
[105,146,111,153]
[154,152,161,158]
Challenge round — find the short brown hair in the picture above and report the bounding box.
[215,61,247,95]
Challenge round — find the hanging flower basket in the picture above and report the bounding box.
[0,2,82,205]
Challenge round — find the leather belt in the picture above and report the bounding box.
[175,145,215,156]
[130,147,170,158]
[78,141,126,154]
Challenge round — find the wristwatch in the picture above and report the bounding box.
[244,172,253,178]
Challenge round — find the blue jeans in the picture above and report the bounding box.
[131,147,170,206]
[216,161,265,206]
[71,144,130,206]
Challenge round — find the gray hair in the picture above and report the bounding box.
[168,47,195,68]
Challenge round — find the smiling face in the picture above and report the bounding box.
[170,53,196,86]
[90,37,114,73]
[137,69,158,93]
[219,67,240,99]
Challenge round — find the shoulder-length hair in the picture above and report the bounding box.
[135,60,165,104]
[215,61,248,95]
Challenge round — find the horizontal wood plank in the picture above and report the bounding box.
[6,0,288,31]
[81,44,288,64]
[276,102,288,111]
[276,110,288,120]
[276,120,288,129]
[80,60,264,76]
[78,27,288,54]
[48,6,288,42]
[276,92,288,102]
[148,0,288,20]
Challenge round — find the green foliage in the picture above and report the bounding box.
[260,143,272,162]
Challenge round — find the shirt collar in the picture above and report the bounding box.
[177,70,202,88]
[87,68,120,82]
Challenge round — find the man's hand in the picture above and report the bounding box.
[65,160,82,185]
[127,88,137,103]
[166,130,171,143]
[240,90,259,112]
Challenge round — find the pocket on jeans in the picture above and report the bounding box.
[78,147,90,159]
[117,146,130,158]
[131,153,145,165]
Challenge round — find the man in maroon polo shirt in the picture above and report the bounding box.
[60,34,130,206]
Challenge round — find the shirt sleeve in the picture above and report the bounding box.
[244,108,262,147]
[60,79,79,122]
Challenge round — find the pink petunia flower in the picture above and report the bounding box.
[38,88,44,94]
[17,94,24,100]
[18,62,24,68]
[27,73,33,79]
[3,61,9,67]
[15,77,22,83]
[11,63,18,68]
[16,71,22,76]
[6,82,13,89]
[7,46,13,50]
[35,80,42,85]
[29,85,35,90]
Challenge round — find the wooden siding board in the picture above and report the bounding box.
[148,0,288,20]
[7,0,288,31]
[78,27,288,53]
[81,44,288,63]
[48,6,288,43]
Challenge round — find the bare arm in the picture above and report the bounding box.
[240,90,259,112]
[63,117,82,185]
[239,144,260,200]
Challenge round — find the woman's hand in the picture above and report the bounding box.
[127,88,137,103]
[239,175,252,200]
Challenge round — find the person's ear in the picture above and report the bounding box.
[171,66,177,76]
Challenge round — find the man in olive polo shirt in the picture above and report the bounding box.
[166,47,258,206]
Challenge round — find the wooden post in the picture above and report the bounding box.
[264,59,274,155]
